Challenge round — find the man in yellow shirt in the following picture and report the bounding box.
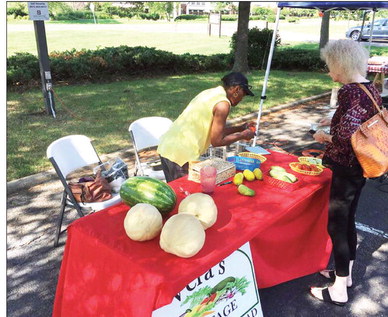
[157,72,256,182]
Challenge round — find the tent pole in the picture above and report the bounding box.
[252,6,282,146]
[367,9,376,52]
[358,10,367,42]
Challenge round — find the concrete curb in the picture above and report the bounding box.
[226,91,331,125]
[7,91,331,194]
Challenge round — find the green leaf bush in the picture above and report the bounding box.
[174,14,206,21]
[7,46,231,87]
[272,48,324,71]
[7,53,41,86]
[230,27,281,69]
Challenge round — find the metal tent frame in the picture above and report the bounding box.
[251,1,388,147]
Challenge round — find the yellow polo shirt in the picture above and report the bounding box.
[157,86,230,166]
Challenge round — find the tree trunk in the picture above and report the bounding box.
[232,2,250,73]
[319,11,330,49]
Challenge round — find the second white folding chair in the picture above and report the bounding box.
[128,116,173,180]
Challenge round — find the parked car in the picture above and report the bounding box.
[345,18,388,41]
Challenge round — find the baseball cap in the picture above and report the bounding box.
[221,72,255,96]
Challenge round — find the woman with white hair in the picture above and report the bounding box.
[310,39,382,305]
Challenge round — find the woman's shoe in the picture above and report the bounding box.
[310,287,347,306]
[319,270,352,288]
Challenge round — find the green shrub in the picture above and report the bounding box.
[272,48,325,71]
[7,46,230,87]
[7,45,331,87]
[230,27,281,69]
[221,15,238,21]
[251,7,274,17]
[174,14,206,21]
[281,8,316,18]
[7,3,28,19]
[52,10,94,20]
[137,13,160,20]
[287,17,300,23]
[266,15,276,23]
[7,53,40,86]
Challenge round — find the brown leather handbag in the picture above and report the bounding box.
[69,171,112,203]
[351,84,388,178]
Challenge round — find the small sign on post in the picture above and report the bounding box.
[28,2,56,117]
[208,12,222,37]
[27,2,49,20]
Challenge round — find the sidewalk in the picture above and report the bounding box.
[7,93,388,317]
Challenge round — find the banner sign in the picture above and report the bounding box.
[28,2,49,21]
[152,242,263,317]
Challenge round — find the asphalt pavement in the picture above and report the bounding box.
[6,94,388,317]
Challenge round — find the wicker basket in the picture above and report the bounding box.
[188,158,236,184]
[289,162,323,176]
[238,152,267,163]
[265,172,300,192]
[298,156,323,167]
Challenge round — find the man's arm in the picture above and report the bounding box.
[210,101,254,147]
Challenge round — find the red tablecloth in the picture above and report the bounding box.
[53,151,332,317]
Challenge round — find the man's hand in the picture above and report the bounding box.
[242,121,256,130]
[242,129,255,140]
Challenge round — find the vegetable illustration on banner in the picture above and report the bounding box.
[152,242,263,317]
[179,276,250,317]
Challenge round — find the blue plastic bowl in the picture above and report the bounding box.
[227,156,261,171]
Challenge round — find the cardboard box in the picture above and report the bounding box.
[188,158,236,184]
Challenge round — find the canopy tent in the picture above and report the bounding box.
[277,2,388,10]
[250,1,388,149]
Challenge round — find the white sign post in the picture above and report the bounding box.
[152,242,263,317]
[27,2,49,21]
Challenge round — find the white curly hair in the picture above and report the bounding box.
[320,39,369,82]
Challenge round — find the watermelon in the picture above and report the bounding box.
[120,176,177,216]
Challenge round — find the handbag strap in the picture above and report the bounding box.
[357,83,382,114]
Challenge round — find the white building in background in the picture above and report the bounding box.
[180,2,276,16]
[180,2,238,15]
[182,2,214,15]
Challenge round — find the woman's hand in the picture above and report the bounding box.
[313,130,332,144]
[319,117,331,126]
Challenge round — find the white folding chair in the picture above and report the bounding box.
[128,117,173,180]
[47,135,121,247]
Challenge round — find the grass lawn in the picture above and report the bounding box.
[7,18,386,57]
[6,19,233,56]
[7,70,336,181]
[7,27,233,56]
